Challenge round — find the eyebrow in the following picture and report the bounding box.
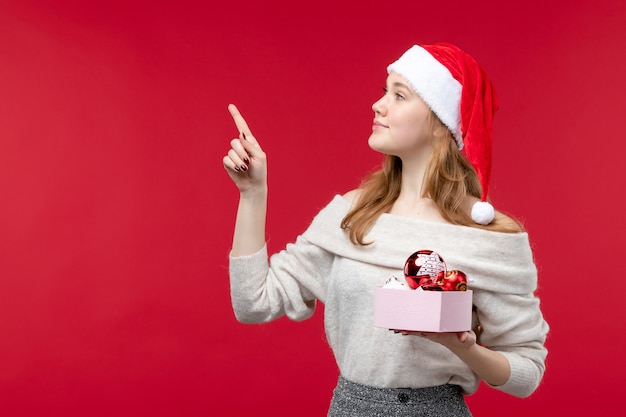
[391,82,412,93]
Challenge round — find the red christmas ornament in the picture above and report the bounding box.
[403,250,469,291]
[403,250,446,289]
[437,270,468,291]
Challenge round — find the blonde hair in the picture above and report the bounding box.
[341,111,522,245]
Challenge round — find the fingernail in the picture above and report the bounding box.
[234,166,240,172]
[240,164,248,171]
[243,157,250,165]
[242,132,247,141]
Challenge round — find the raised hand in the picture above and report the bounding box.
[222,104,267,194]
[224,104,268,256]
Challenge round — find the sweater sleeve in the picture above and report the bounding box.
[473,285,550,398]
[228,235,334,324]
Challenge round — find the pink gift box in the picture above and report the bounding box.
[373,287,473,332]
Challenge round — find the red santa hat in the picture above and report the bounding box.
[387,43,498,225]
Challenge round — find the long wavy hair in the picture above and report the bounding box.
[341,111,522,245]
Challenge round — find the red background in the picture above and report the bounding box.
[1,1,625,415]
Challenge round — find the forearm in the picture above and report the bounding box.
[451,342,510,386]
[231,186,268,257]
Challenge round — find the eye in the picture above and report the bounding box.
[382,87,404,100]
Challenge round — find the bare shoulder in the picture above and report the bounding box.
[466,196,524,233]
[342,189,362,203]
[494,210,525,233]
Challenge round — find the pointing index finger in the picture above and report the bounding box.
[228,104,253,137]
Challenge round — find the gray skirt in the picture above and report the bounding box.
[327,376,473,417]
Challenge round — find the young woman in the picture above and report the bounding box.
[222,43,549,417]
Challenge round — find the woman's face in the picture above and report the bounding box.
[368,72,432,159]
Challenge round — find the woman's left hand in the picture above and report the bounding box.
[391,328,510,387]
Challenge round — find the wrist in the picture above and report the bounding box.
[448,335,478,358]
[450,342,511,386]
[240,185,268,201]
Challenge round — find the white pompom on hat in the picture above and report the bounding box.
[387,43,498,225]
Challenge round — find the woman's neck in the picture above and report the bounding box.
[390,155,449,223]
[398,162,427,200]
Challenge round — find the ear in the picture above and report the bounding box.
[433,125,448,138]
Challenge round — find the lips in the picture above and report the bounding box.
[372,120,388,128]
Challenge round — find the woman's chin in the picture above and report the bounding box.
[367,135,385,153]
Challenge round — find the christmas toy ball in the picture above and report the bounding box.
[437,270,468,291]
[403,250,447,289]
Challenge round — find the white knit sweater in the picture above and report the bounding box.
[229,195,549,398]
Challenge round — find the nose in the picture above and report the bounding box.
[372,95,386,115]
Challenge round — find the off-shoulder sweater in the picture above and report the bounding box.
[229,195,549,398]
